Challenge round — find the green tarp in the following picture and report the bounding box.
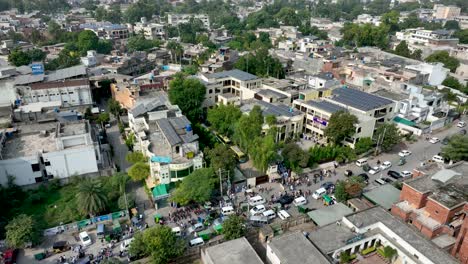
[152,184,169,200]
[323,195,332,203]
[393,116,416,127]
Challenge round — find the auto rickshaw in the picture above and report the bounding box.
[34,251,48,261]
[52,241,70,253]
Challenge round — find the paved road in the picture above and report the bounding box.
[106,121,130,172]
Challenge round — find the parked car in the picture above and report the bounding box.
[374,178,386,185]
[387,170,402,179]
[293,196,307,206]
[457,121,466,128]
[250,204,266,216]
[432,155,444,163]
[400,171,412,177]
[441,137,450,145]
[120,238,134,251]
[278,195,294,205]
[362,164,371,172]
[79,231,92,247]
[382,177,393,183]
[344,169,353,177]
[369,166,381,175]
[380,161,392,170]
[398,150,412,157]
[3,249,18,264]
[188,223,205,234]
[321,181,335,191]
[429,137,440,144]
[460,129,467,135]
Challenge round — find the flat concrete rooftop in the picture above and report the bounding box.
[203,237,263,264]
[3,131,57,159]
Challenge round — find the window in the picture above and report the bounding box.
[435,210,439,214]
[31,163,40,172]
[68,92,74,94]
[45,161,51,166]
[357,127,362,133]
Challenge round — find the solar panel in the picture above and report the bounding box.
[332,88,392,111]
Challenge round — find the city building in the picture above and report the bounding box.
[127,94,203,187]
[201,237,263,264]
[167,13,210,29]
[133,19,165,40]
[354,14,381,26]
[395,28,459,57]
[309,206,460,264]
[80,22,129,40]
[391,163,467,240]
[267,231,331,264]
[0,120,101,186]
[433,4,461,20]
[198,69,262,107]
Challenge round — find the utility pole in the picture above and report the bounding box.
[219,168,223,196]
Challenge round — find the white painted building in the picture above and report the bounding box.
[433,4,461,20]
[405,62,449,86]
[133,21,165,40]
[0,120,100,186]
[17,79,93,107]
[167,13,210,29]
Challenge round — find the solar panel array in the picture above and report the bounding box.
[332,88,393,111]
[208,69,258,81]
[305,100,346,114]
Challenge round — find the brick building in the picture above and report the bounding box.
[391,162,468,262]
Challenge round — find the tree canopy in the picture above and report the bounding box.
[425,51,460,73]
[233,105,263,154]
[206,144,237,174]
[128,162,150,181]
[442,135,468,161]
[234,48,285,79]
[170,168,217,205]
[207,104,242,136]
[168,74,206,122]
[76,179,108,217]
[340,23,390,49]
[5,214,39,248]
[324,111,358,144]
[222,215,247,240]
[126,151,147,164]
[8,48,46,66]
[127,34,161,52]
[129,225,185,264]
[374,123,401,152]
[281,143,309,173]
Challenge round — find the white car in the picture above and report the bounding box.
[79,231,92,247]
[457,121,466,128]
[398,150,412,157]
[380,161,392,170]
[250,204,266,216]
[368,166,381,175]
[432,155,444,163]
[293,196,307,206]
[429,137,440,144]
[400,171,412,177]
[188,223,204,234]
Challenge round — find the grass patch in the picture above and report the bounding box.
[361,246,376,255]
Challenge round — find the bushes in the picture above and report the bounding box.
[308,145,357,166]
[361,246,376,255]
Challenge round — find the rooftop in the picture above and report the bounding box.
[330,88,393,111]
[372,89,409,101]
[363,184,400,210]
[269,231,331,264]
[206,69,258,81]
[46,65,87,82]
[256,89,288,100]
[202,237,263,264]
[30,79,89,90]
[307,202,354,226]
[304,100,346,114]
[241,100,302,118]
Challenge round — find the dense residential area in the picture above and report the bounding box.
[0,0,467,263]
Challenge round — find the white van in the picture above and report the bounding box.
[262,210,276,220]
[221,206,235,216]
[120,238,134,251]
[278,210,291,220]
[79,231,92,247]
[355,158,368,167]
[312,187,327,199]
[248,195,266,206]
[172,226,182,236]
[293,196,307,206]
[190,237,205,247]
[249,215,269,226]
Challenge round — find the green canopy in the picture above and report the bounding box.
[323,195,332,203]
[152,184,169,201]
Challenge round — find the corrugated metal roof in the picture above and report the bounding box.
[305,100,346,114]
[14,74,44,85]
[156,118,181,146]
[46,65,87,82]
[331,88,393,111]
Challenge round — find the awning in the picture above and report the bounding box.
[393,116,416,127]
[323,195,332,203]
[152,184,169,201]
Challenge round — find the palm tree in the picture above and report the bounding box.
[76,179,107,217]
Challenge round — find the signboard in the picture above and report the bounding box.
[31,63,44,75]
[313,117,328,126]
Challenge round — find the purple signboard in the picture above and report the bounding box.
[313,117,328,126]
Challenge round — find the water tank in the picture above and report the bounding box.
[185,124,192,132]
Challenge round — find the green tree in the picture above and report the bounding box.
[442,76,463,90]
[250,134,279,172]
[166,41,183,63]
[281,143,309,172]
[334,181,348,202]
[5,214,39,248]
[394,41,411,58]
[324,111,358,144]
[444,20,460,30]
[207,104,242,136]
[126,151,147,164]
[127,34,160,52]
[8,49,31,66]
[97,40,113,54]
[182,65,199,75]
[222,215,246,240]
[128,162,150,181]
[108,98,123,116]
[381,10,400,32]
[129,225,185,264]
[374,123,401,152]
[118,193,135,210]
[97,112,110,124]
[170,168,216,205]
[442,135,468,161]
[233,106,263,154]
[168,74,206,122]
[381,246,397,261]
[29,49,46,61]
[354,137,374,155]
[206,145,237,174]
[454,29,468,44]
[425,51,460,73]
[77,30,99,54]
[76,179,107,216]
[340,251,352,264]
[234,48,285,78]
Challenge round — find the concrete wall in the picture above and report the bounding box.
[266,244,281,264]
[425,199,465,225]
[0,155,42,186]
[399,184,430,209]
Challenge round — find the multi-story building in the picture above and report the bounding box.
[80,22,129,40]
[127,94,203,187]
[293,87,395,147]
[0,120,101,186]
[354,14,381,26]
[17,79,92,107]
[308,206,460,264]
[198,70,262,107]
[433,4,461,20]
[455,15,468,30]
[133,19,165,40]
[167,13,210,29]
[240,99,304,142]
[396,28,459,55]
